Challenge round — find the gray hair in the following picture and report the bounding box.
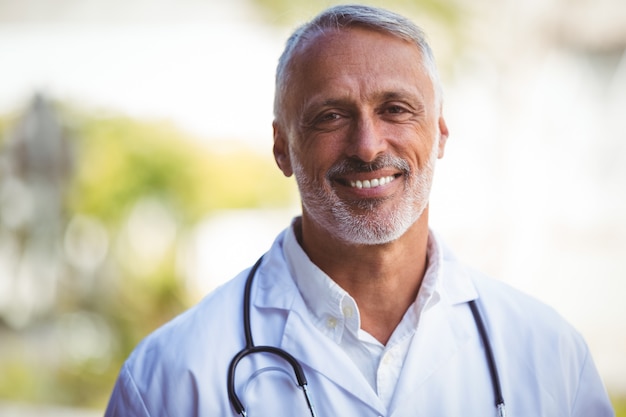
[273,4,442,124]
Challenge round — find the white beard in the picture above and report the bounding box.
[292,139,439,246]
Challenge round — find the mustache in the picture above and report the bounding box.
[326,154,411,178]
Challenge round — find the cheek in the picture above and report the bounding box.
[290,148,325,185]
[388,129,431,164]
[293,139,344,178]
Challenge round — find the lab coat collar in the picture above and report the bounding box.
[438,238,480,305]
[253,229,386,411]
[387,235,479,412]
[253,226,481,413]
[255,225,479,307]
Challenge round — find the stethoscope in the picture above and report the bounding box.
[227,256,507,417]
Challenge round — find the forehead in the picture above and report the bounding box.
[285,27,434,111]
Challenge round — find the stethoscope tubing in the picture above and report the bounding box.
[227,256,316,416]
[469,299,506,416]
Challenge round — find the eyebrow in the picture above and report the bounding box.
[299,88,426,120]
[314,90,421,107]
[378,89,424,103]
[299,97,351,124]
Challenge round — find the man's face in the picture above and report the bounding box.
[273,27,448,245]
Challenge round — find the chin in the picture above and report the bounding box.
[327,205,423,246]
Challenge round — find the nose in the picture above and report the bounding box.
[345,114,387,163]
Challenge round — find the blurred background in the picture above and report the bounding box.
[0,0,625,415]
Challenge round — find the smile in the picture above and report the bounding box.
[349,175,396,189]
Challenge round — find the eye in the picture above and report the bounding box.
[386,105,408,114]
[307,111,349,130]
[320,112,342,121]
[379,102,416,121]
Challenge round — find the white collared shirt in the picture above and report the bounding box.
[282,225,443,408]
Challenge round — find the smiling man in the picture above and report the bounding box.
[104,5,614,417]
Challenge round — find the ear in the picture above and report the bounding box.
[437,114,449,159]
[273,121,293,177]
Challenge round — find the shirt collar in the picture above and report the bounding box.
[282,219,444,345]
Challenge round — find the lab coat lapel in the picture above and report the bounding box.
[253,252,385,412]
[387,300,471,413]
[388,256,480,414]
[280,299,386,412]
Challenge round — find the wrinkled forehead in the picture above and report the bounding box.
[280,27,434,113]
[290,25,426,69]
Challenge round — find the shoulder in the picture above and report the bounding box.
[119,227,295,388]
[125,227,293,370]
[104,269,251,416]
[456,261,583,344]
[469,268,580,339]
[438,241,589,358]
[458,262,594,390]
[438,243,571,332]
[449,260,614,415]
[125,268,249,375]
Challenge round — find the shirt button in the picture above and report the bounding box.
[342,305,354,318]
[326,317,338,329]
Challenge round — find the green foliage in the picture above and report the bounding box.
[67,112,293,227]
[249,0,462,27]
[0,361,37,401]
[0,113,17,149]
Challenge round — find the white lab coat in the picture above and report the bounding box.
[104,228,614,417]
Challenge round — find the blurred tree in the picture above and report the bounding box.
[67,112,291,226]
[249,0,461,26]
[0,101,295,408]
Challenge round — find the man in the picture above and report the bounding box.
[104,5,614,416]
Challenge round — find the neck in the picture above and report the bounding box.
[296,211,430,345]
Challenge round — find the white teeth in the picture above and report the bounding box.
[350,175,395,189]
